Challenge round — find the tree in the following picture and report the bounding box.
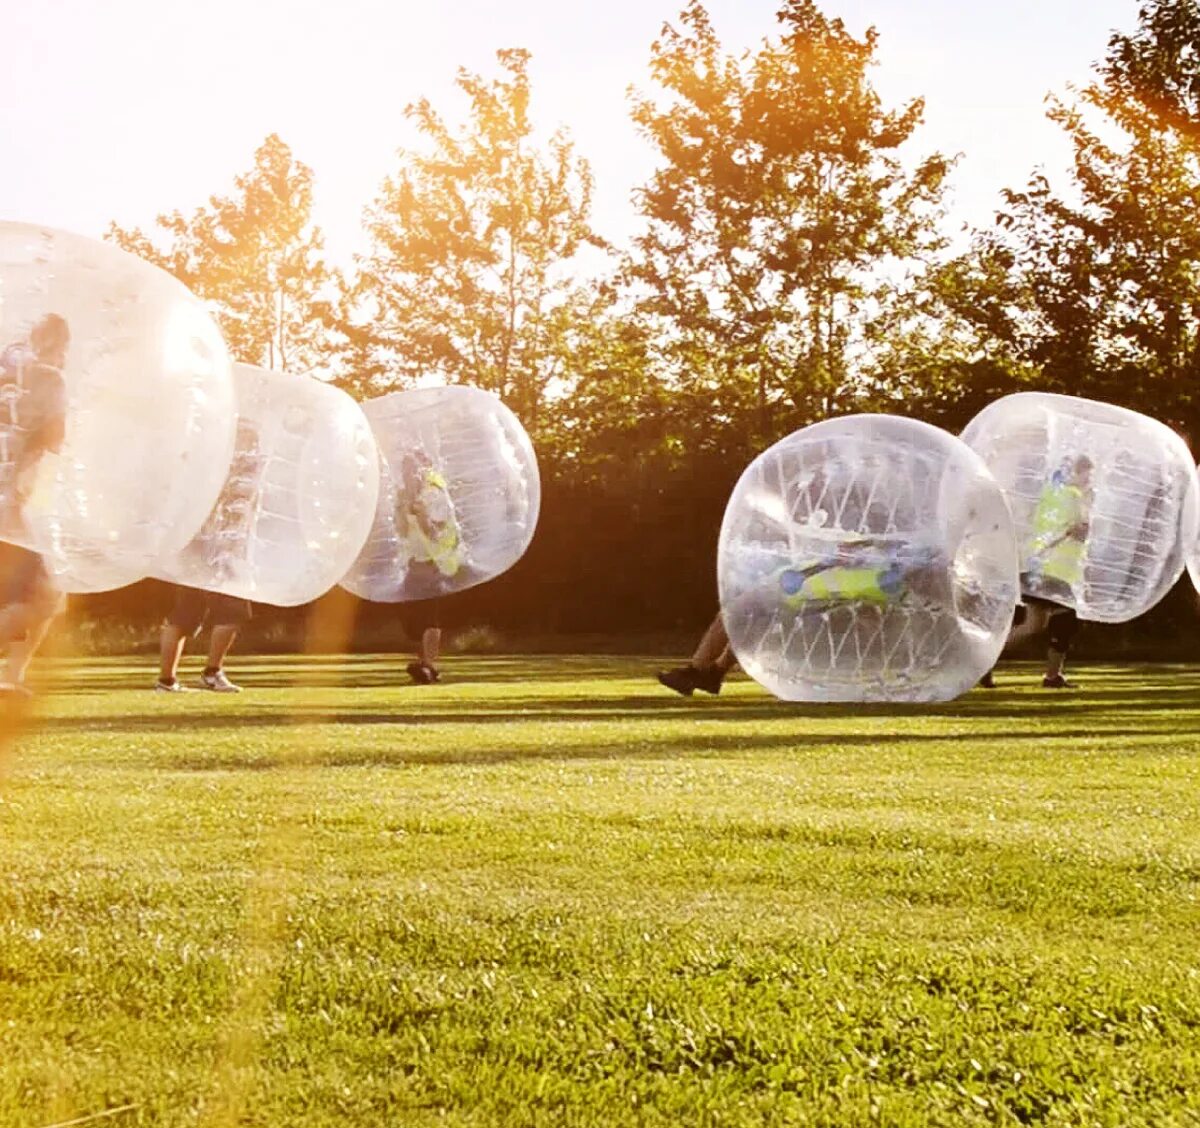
[1101,0,1200,141]
[111,134,335,372]
[539,290,670,479]
[923,1,1200,435]
[625,0,951,459]
[343,49,601,429]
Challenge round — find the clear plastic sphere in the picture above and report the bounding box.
[962,393,1198,622]
[1188,466,1200,596]
[153,364,380,605]
[340,386,540,603]
[718,415,1018,703]
[0,222,235,592]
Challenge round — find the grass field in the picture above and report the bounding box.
[1,656,1198,1127]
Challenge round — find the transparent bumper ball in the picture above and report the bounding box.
[0,221,235,591]
[340,386,540,603]
[962,393,1198,622]
[1188,465,1200,596]
[718,415,1019,703]
[154,364,380,605]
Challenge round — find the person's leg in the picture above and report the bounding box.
[0,551,64,693]
[5,590,64,686]
[1006,602,1050,650]
[158,624,188,684]
[204,624,239,674]
[982,600,1053,688]
[420,627,442,670]
[157,586,204,690]
[659,612,732,696]
[0,545,30,652]
[713,642,738,674]
[404,599,443,684]
[691,615,730,669]
[1043,607,1080,688]
[198,597,251,692]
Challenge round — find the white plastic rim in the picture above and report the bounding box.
[340,385,541,603]
[153,364,381,606]
[1185,464,1200,597]
[0,221,236,592]
[718,414,1019,703]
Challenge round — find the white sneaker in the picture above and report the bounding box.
[198,670,242,693]
[154,679,195,693]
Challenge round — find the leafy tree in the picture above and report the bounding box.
[928,0,1200,434]
[539,291,670,479]
[343,49,601,429]
[111,134,334,372]
[1102,0,1200,140]
[625,0,951,458]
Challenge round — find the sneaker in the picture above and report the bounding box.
[1042,674,1076,689]
[154,679,194,693]
[692,666,725,695]
[657,666,698,697]
[198,670,242,693]
[978,671,996,689]
[406,661,439,685]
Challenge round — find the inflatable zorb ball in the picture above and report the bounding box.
[962,393,1198,622]
[1187,465,1200,596]
[340,386,540,602]
[0,221,235,591]
[718,415,1018,703]
[153,364,380,605]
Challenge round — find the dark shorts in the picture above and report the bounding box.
[0,542,51,606]
[167,586,253,636]
[1014,596,1080,653]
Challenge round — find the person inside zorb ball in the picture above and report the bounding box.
[340,385,540,604]
[397,447,468,588]
[0,221,236,592]
[718,415,1019,703]
[1022,453,1093,602]
[962,392,1198,623]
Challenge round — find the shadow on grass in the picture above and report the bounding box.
[41,658,1200,698]
[33,678,1200,729]
[40,655,642,693]
[148,723,1188,772]
[26,659,1200,773]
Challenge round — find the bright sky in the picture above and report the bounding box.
[2,0,1136,265]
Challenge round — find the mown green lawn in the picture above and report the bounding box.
[1,656,1198,1127]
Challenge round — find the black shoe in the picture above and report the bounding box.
[657,666,698,697]
[692,666,725,695]
[1042,674,1076,689]
[978,671,996,689]
[407,661,437,685]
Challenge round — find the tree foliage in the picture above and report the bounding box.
[1102,0,1200,139]
[343,49,600,428]
[927,0,1200,434]
[95,2,1200,634]
[111,134,334,372]
[625,0,951,458]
